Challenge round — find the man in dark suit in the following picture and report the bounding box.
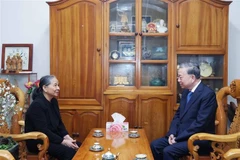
[150,62,217,160]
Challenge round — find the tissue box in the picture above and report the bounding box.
[106,122,129,132]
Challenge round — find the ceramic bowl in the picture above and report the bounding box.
[94,129,102,133]
[130,130,138,134]
[92,142,101,149]
[135,154,147,159]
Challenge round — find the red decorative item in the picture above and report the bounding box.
[147,22,157,33]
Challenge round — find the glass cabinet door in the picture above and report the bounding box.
[109,0,135,33]
[140,0,168,87]
[141,0,168,34]
[108,0,169,87]
[109,0,136,87]
[177,55,224,103]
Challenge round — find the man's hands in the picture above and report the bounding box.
[168,134,176,145]
[62,134,79,150]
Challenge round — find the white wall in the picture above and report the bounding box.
[228,0,240,83]
[0,0,51,78]
[0,0,240,83]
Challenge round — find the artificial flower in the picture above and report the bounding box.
[24,80,40,94]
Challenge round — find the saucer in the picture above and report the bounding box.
[93,132,104,137]
[89,146,104,152]
[129,133,140,138]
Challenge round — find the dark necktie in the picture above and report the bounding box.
[187,91,193,103]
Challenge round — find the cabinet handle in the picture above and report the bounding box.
[135,32,138,36]
[139,33,142,36]
[176,24,180,28]
[97,48,101,52]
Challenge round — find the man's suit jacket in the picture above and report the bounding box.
[167,82,217,142]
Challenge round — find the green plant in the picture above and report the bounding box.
[0,136,16,150]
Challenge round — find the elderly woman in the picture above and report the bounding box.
[25,75,81,160]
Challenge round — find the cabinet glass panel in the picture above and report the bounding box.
[141,64,167,86]
[177,55,224,103]
[109,36,136,60]
[142,0,168,33]
[109,63,135,86]
[177,55,223,77]
[142,36,167,60]
[109,0,135,33]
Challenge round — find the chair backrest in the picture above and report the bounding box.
[0,79,25,134]
[215,79,240,135]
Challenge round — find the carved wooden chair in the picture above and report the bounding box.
[0,79,49,160]
[188,79,240,160]
[0,150,15,160]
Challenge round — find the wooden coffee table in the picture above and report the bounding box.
[72,128,154,160]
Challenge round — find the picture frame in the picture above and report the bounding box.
[1,44,33,71]
[118,40,135,59]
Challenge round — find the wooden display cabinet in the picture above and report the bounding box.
[173,0,231,106]
[48,0,231,143]
[103,0,173,143]
[47,0,103,142]
[174,0,230,51]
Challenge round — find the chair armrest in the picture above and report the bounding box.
[188,132,240,159]
[0,150,15,160]
[224,149,240,160]
[0,132,49,160]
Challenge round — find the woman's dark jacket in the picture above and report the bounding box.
[25,93,68,151]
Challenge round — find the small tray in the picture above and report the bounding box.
[93,133,104,137]
[89,146,104,152]
[129,133,140,138]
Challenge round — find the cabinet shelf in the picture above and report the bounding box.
[142,33,168,37]
[141,60,168,63]
[0,72,37,93]
[109,60,136,63]
[200,77,223,80]
[109,33,135,36]
[0,72,37,75]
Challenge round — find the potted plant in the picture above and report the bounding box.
[0,136,19,159]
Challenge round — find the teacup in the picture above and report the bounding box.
[135,154,147,160]
[94,129,102,134]
[92,142,101,150]
[130,130,138,134]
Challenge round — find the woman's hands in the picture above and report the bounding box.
[62,134,79,150]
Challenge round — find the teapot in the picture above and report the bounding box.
[102,148,119,160]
